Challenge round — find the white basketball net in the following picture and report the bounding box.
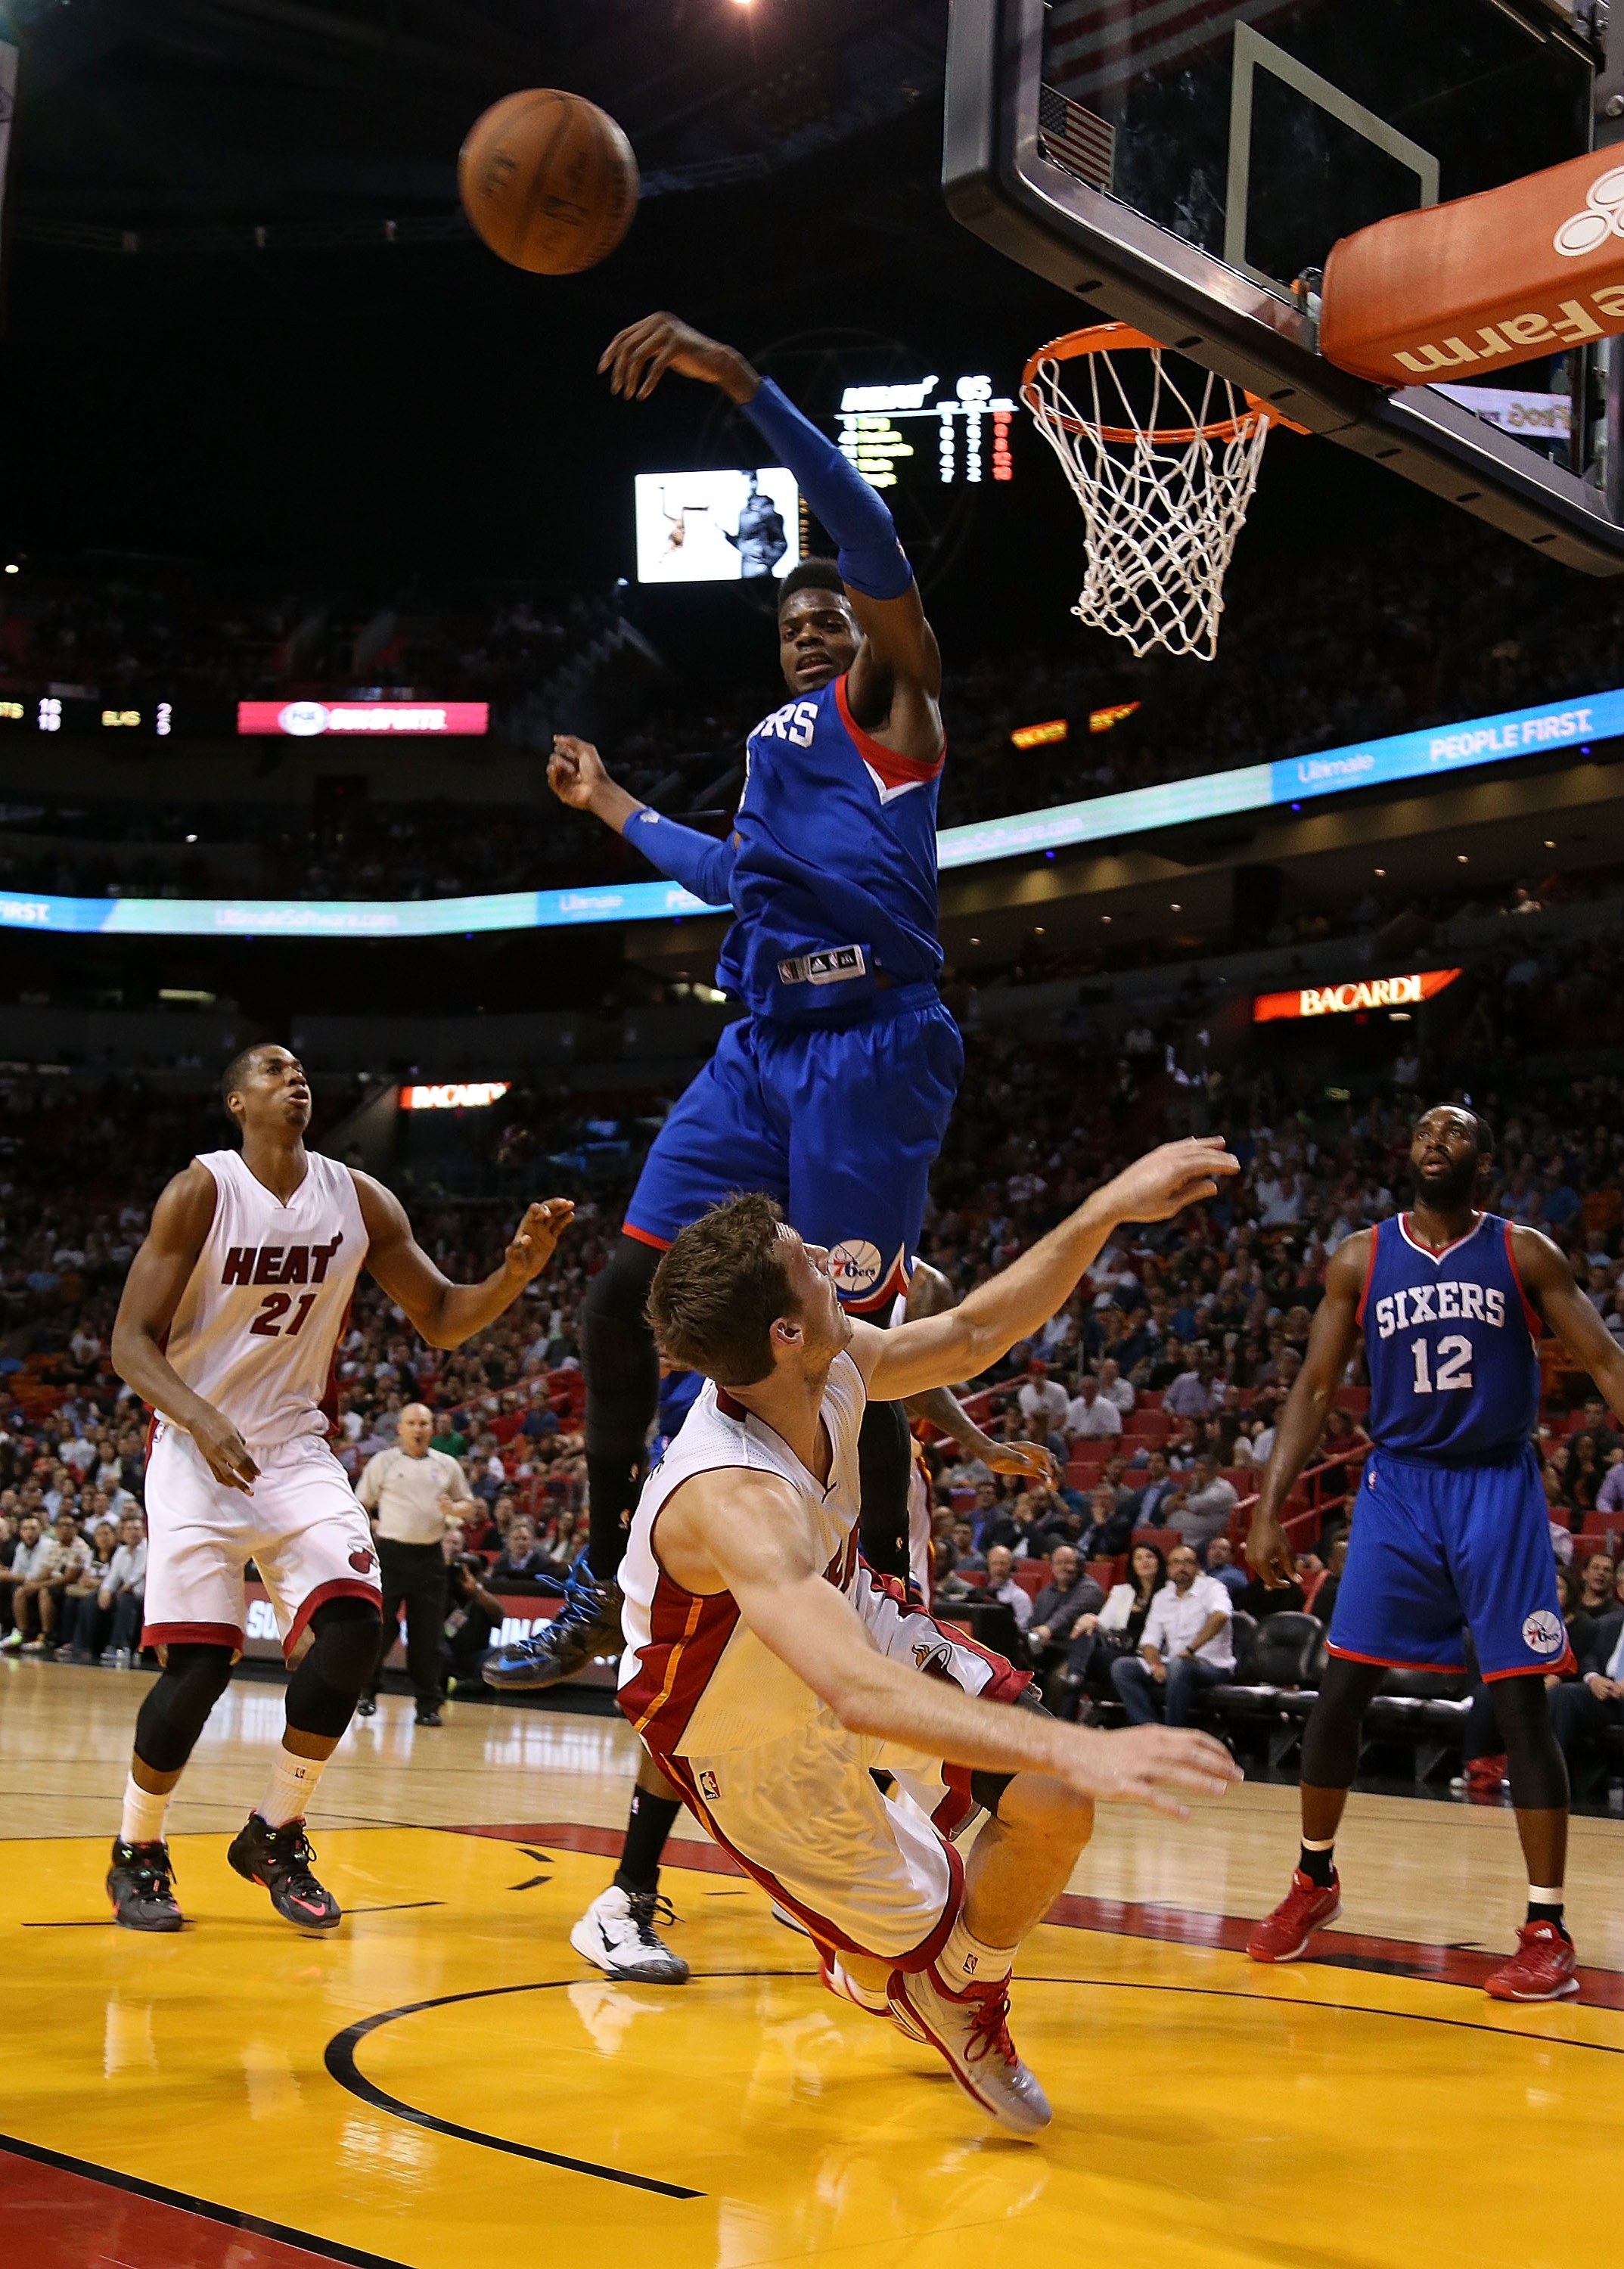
[1023,338,1278,663]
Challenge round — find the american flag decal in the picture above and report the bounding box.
[1039,82,1116,194]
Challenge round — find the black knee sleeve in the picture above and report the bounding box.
[1490,1672,1570,1813]
[284,1598,383,1740]
[1298,1655,1386,1790]
[856,1398,911,1581]
[583,1233,663,1578]
[133,1642,234,1775]
[970,1696,1054,1821]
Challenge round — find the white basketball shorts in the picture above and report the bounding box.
[143,1422,381,1660]
[660,1569,1033,1967]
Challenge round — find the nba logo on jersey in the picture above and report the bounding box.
[829,1239,882,1296]
[698,1770,722,1800]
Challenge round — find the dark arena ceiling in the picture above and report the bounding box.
[6,0,955,252]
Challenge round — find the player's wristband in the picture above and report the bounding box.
[740,377,913,600]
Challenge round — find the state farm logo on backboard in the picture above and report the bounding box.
[1554,167,1624,257]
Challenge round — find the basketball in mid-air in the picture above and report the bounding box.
[458,89,638,275]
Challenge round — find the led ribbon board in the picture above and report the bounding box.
[1253,970,1462,1023]
[0,688,1616,938]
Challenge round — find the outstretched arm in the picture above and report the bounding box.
[853,1141,1237,1406]
[901,1259,1060,1488]
[1245,1234,1368,1586]
[599,312,941,759]
[111,1163,261,1494]
[1514,1226,1624,1418]
[546,735,735,907]
[667,1470,1240,1818]
[354,1177,573,1351]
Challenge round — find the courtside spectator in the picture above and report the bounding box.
[1111,1541,1235,1726]
[983,1543,1032,1633]
[1024,1544,1104,1708]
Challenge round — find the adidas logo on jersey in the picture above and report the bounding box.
[220,1234,345,1287]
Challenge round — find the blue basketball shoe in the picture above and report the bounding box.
[483,1551,623,1690]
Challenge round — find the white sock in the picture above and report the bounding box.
[832,1959,891,2015]
[120,1774,172,1847]
[934,1911,1017,1994]
[257,1745,328,1829]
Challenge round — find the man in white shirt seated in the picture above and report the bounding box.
[1096,1357,1135,1413]
[1016,1360,1069,1432]
[1110,1543,1234,1726]
[983,1542,1032,1632]
[1066,1374,1123,1440]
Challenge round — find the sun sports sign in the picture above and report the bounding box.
[1253,969,1462,1024]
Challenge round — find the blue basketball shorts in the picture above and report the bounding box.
[1327,1444,1573,1681]
[623,984,962,1311]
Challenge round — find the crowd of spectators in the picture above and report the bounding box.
[5,489,1623,906]
[2,1005,1622,1785]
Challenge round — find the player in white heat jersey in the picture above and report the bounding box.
[619,1139,1242,2134]
[106,1042,572,1935]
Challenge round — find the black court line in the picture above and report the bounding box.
[1023,1975,1624,2054]
[324,1979,737,2198]
[0,2129,414,2268]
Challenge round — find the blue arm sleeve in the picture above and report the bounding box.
[622,808,736,906]
[739,377,913,601]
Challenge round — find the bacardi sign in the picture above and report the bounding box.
[1253,969,1461,1023]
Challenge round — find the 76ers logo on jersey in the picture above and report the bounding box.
[829,1239,882,1298]
[1521,1609,1563,1656]
[349,1547,378,1576]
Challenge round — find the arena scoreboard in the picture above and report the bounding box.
[834,372,1017,492]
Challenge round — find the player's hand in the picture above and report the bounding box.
[503,1200,575,1284]
[1057,1723,1241,1818]
[1099,1138,1240,1227]
[1148,1658,1167,1684]
[190,1405,259,1495]
[599,312,759,405]
[548,735,612,811]
[983,1438,1062,1488]
[1245,1505,1297,1588]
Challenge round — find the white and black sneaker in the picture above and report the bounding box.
[570,1885,689,1983]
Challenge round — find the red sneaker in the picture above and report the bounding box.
[1247,1868,1343,1963]
[1483,1921,1579,2002]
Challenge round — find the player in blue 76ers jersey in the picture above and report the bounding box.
[1246,1104,1624,2002]
[483,312,1047,1986]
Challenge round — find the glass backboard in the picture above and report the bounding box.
[944,0,1624,571]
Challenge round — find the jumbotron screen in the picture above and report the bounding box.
[634,468,801,585]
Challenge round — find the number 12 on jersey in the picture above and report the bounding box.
[1411,1334,1473,1394]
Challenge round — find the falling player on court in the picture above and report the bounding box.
[1247,1103,1624,2000]
[105,1043,572,1932]
[618,1138,1242,2134]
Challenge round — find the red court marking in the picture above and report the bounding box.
[0,2137,402,2269]
[455,1821,1624,2008]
